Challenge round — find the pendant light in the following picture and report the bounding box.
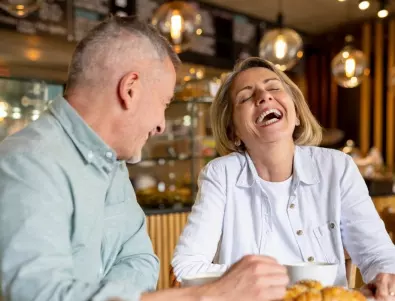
[331,1,369,88]
[259,0,303,71]
[331,35,369,88]
[0,0,40,17]
[151,1,202,54]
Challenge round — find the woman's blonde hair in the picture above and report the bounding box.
[210,57,322,156]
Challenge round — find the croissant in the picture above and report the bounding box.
[285,280,367,301]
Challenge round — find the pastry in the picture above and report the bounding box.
[297,280,324,291]
[284,280,367,301]
[295,291,322,301]
[285,284,310,300]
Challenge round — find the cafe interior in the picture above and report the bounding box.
[0,0,395,292]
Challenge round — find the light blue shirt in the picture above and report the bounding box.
[172,146,395,286]
[0,96,159,301]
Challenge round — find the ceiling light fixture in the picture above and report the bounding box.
[331,35,369,88]
[377,0,389,18]
[151,1,202,53]
[259,0,303,71]
[358,0,370,10]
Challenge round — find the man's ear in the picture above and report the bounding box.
[118,71,140,110]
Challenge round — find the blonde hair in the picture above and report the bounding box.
[211,57,322,156]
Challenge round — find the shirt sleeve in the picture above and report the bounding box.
[340,154,395,283]
[171,161,228,282]
[0,152,146,301]
[103,182,159,292]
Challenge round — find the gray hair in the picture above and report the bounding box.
[65,15,181,93]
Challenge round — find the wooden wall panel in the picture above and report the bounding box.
[374,22,384,152]
[360,23,372,155]
[146,212,189,290]
[386,20,395,171]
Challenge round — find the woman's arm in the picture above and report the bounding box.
[172,161,229,281]
[340,155,395,283]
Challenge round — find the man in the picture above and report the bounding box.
[0,16,288,301]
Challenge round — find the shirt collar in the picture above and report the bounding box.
[236,146,320,187]
[48,96,117,167]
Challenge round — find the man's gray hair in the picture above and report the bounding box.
[65,15,181,92]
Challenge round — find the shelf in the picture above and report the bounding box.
[128,155,216,168]
[171,97,213,104]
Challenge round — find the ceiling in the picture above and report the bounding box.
[200,0,395,34]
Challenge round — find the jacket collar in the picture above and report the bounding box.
[236,146,320,187]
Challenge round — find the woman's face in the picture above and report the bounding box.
[231,67,298,148]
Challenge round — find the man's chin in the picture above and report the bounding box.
[126,154,142,164]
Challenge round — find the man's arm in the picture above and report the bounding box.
[103,181,160,291]
[0,152,147,301]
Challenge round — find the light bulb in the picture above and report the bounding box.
[274,35,287,59]
[0,101,9,120]
[331,40,368,88]
[0,0,40,17]
[378,8,388,18]
[151,1,201,53]
[259,28,303,71]
[345,58,356,77]
[170,9,183,43]
[359,0,370,10]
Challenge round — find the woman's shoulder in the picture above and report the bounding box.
[298,145,353,172]
[299,145,350,160]
[204,152,246,172]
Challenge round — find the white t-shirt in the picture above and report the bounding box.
[259,176,303,264]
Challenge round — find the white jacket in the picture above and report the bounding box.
[172,146,395,286]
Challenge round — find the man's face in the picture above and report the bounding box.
[125,57,176,163]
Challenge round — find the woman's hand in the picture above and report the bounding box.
[360,273,395,300]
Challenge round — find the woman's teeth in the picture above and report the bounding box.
[256,108,283,126]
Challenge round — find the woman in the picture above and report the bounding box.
[172,57,395,297]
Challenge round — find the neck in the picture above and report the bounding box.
[66,90,123,156]
[247,139,295,182]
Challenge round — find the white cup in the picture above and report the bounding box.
[181,271,224,287]
[284,262,338,287]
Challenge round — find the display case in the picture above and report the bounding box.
[128,64,227,210]
[0,77,63,142]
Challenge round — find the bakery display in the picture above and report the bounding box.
[285,280,366,301]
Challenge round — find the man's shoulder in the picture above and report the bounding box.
[0,115,65,168]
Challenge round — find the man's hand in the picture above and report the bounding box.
[360,273,395,301]
[202,255,289,301]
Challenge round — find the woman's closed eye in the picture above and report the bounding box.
[239,94,253,103]
[266,85,281,91]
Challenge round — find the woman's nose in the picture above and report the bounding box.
[255,90,273,106]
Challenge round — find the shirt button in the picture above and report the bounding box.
[330,223,335,229]
[87,151,94,160]
[308,256,315,262]
[289,203,295,209]
[105,152,113,159]
[296,230,303,236]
